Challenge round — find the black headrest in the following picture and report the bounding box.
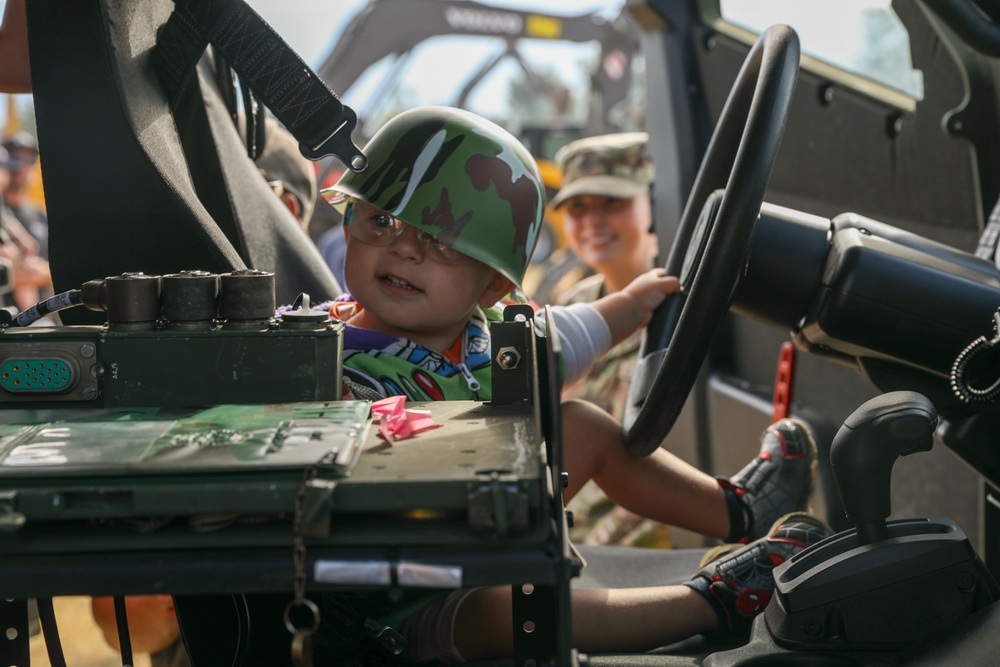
[27,0,340,323]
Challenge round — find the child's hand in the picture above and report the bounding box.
[621,268,681,328]
[590,268,681,346]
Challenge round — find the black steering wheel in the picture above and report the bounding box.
[623,25,801,456]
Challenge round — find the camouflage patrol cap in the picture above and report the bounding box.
[550,132,653,209]
[325,106,545,286]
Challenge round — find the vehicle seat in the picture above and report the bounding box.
[25,0,340,323]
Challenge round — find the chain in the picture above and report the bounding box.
[292,536,308,607]
[285,449,338,667]
[290,449,337,606]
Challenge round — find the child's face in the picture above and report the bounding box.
[342,199,512,349]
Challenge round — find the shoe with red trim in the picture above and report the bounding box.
[685,512,832,635]
[722,418,818,541]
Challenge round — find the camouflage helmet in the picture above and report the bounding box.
[327,106,545,286]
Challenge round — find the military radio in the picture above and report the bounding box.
[0,270,343,408]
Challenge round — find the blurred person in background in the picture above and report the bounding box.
[549,132,670,548]
[0,143,51,313]
[249,115,318,233]
[315,212,347,290]
[0,0,47,315]
[3,131,48,259]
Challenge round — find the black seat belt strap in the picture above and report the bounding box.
[154,0,367,172]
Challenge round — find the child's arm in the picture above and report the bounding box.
[547,303,612,385]
[543,269,679,386]
[589,268,681,347]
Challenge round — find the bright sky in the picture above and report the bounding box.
[245,0,624,68]
[244,0,626,123]
[2,1,911,129]
[722,0,890,72]
[1,0,625,130]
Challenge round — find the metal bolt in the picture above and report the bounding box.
[81,387,98,401]
[496,346,521,370]
[79,343,95,359]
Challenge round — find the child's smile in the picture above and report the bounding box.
[342,200,514,353]
[379,273,421,293]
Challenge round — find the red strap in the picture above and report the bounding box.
[771,341,797,422]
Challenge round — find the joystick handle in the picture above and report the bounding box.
[830,391,937,545]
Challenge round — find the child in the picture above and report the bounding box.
[314,106,827,662]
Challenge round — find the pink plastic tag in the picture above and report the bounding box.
[371,396,442,444]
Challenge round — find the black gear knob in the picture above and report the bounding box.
[830,391,937,545]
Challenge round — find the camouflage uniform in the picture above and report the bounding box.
[553,133,672,548]
[559,275,640,421]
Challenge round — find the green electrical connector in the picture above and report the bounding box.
[1,359,74,392]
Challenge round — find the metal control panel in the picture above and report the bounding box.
[0,270,343,408]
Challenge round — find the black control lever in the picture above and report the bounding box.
[751,391,999,655]
[830,391,937,545]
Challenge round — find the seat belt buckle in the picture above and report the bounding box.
[298,105,368,172]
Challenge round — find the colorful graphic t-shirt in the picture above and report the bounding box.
[329,297,503,402]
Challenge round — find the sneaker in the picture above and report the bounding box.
[686,512,832,634]
[721,418,818,541]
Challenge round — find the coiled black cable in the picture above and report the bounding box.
[950,310,1000,404]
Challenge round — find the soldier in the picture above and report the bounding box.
[550,132,669,547]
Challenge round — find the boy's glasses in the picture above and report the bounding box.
[346,200,465,264]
